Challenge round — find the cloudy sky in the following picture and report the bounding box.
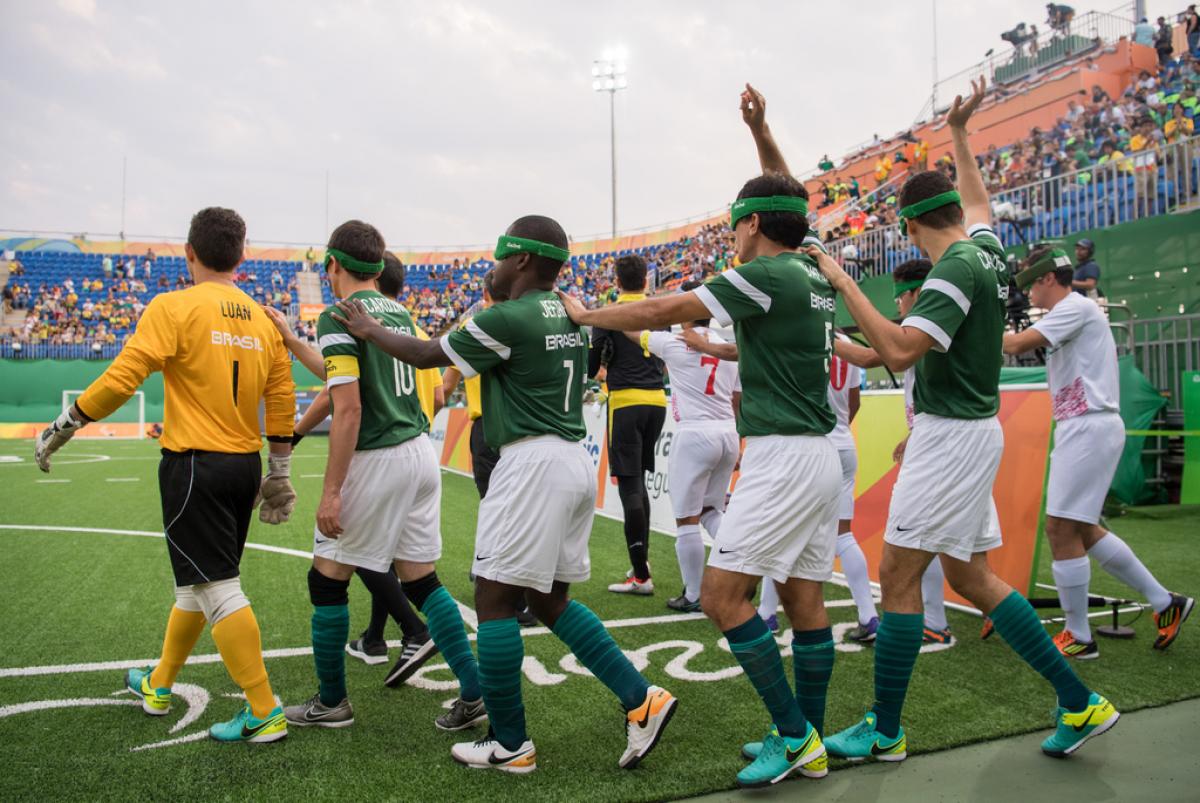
[0,0,1166,248]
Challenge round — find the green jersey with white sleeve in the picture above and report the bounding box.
[318,290,428,451]
[901,223,1009,419]
[693,252,836,437]
[441,290,587,449]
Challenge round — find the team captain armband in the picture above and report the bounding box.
[324,354,360,386]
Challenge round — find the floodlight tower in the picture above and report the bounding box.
[592,48,628,240]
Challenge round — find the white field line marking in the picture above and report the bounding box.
[0,599,861,679]
[35,479,71,483]
[105,477,139,482]
[299,474,324,478]
[0,697,141,715]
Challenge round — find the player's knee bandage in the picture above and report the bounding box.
[192,577,250,624]
[308,566,350,607]
[173,585,203,613]
[835,533,858,557]
[400,571,442,611]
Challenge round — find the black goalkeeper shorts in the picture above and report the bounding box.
[607,404,666,477]
[158,449,261,586]
[469,417,501,499]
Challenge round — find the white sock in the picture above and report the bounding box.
[921,559,948,632]
[758,578,779,620]
[700,508,723,538]
[674,525,705,603]
[836,532,878,624]
[1052,556,1093,641]
[1088,532,1172,612]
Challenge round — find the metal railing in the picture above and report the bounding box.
[824,133,1200,276]
[931,10,1134,119]
[0,338,127,360]
[1132,314,1200,416]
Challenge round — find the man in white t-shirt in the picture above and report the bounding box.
[1005,246,1192,659]
[628,280,741,612]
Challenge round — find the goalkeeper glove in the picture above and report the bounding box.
[34,407,87,473]
[258,454,297,524]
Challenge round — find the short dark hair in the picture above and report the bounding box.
[893,258,933,284]
[1025,244,1073,286]
[507,215,569,282]
[187,207,245,272]
[328,219,386,282]
[898,170,963,230]
[681,279,711,326]
[378,253,405,298]
[734,173,810,247]
[615,255,648,291]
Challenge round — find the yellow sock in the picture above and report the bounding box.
[150,606,206,689]
[211,606,276,718]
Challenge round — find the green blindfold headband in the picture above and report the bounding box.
[893,279,925,298]
[494,235,570,263]
[1016,248,1072,290]
[898,190,961,236]
[729,196,809,229]
[324,247,385,275]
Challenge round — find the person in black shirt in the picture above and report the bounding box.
[588,255,666,595]
[1072,238,1102,298]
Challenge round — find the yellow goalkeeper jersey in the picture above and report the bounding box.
[76,281,296,453]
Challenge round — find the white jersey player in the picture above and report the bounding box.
[1005,246,1192,659]
[630,281,741,612]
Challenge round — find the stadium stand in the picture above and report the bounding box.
[2,9,1197,359]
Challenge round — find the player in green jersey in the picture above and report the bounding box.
[284,221,483,734]
[558,157,840,787]
[806,79,1118,762]
[331,215,677,775]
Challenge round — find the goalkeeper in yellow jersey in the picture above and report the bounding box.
[34,207,298,744]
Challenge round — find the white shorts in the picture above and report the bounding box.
[667,424,740,520]
[313,434,441,571]
[472,435,597,594]
[837,447,858,522]
[1046,412,1124,525]
[708,434,840,583]
[885,414,1004,561]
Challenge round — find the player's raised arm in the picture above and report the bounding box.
[35,295,178,471]
[947,77,991,229]
[741,83,791,176]
[834,337,884,369]
[804,245,935,371]
[557,288,710,332]
[332,299,452,369]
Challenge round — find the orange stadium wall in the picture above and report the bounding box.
[806,39,1161,200]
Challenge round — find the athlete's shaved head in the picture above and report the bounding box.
[378,253,406,298]
[504,215,568,282]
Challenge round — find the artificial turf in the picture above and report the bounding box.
[0,437,1196,802]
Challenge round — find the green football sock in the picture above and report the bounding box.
[420,587,481,701]
[792,627,835,736]
[872,611,924,738]
[476,618,526,751]
[990,590,1090,711]
[726,615,808,738]
[551,601,650,710]
[311,604,349,706]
